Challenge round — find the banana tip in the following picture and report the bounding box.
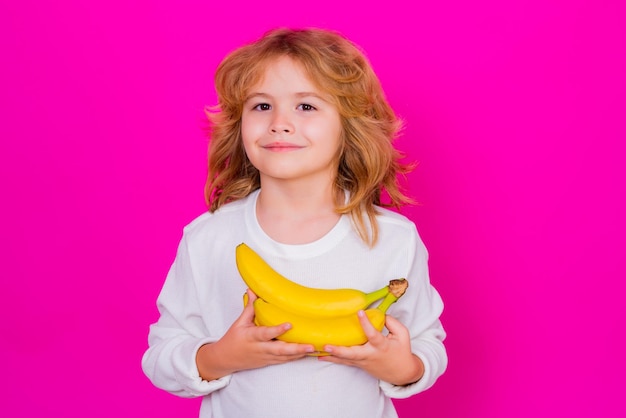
[388,278,408,298]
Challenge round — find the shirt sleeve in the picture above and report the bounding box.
[378,226,448,398]
[141,232,232,397]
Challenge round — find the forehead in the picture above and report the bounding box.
[255,56,310,84]
[248,55,326,94]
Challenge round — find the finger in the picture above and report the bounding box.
[268,340,316,357]
[246,288,258,303]
[237,289,258,324]
[322,344,351,359]
[319,346,370,368]
[254,321,294,342]
[317,353,345,364]
[323,341,369,360]
[357,310,384,344]
[384,315,410,339]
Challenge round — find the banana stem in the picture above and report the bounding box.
[377,292,398,313]
[377,279,409,314]
[365,286,391,305]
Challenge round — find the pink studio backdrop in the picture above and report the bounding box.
[1,1,624,417]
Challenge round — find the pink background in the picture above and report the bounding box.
[1,0,624,417]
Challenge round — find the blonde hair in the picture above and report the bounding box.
[205,27,414,246]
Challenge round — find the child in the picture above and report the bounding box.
[142,27,447,418]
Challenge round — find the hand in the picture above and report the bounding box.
[318,311,424,386]
[196,289,315,381]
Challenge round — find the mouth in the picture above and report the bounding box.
[262,142,305,152]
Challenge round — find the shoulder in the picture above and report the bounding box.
[373,206,428,254]
[182,195,252,240]
[375,206,418,231]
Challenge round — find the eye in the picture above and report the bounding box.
[252,103,271,111]
[297,103,316,111]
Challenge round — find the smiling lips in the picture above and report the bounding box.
[262,142,305,152]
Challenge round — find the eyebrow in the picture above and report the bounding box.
[245,92,328,102]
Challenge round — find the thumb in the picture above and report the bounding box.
[238,289,258,324]
[384,315,410,339]
[243,288,258,305]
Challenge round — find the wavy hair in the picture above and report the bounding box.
[205,27,414,246]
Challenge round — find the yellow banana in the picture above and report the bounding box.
[254,298,383,352]
[251,283,408,354]
[236,243,391,318]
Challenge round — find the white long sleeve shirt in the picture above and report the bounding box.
[142,189,447,418]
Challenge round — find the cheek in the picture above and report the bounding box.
[305,116,341,139]
[240,120,261,164]
[241,135,256,163]
[241,116,260,147]
[316,118,343,152]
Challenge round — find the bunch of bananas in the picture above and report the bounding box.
[236,243,408,354]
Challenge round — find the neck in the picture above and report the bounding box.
[257,182,337,218]
[255,178,342,244]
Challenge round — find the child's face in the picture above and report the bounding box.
[241,56,343,188]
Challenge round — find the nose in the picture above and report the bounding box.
[269,109,294,134]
